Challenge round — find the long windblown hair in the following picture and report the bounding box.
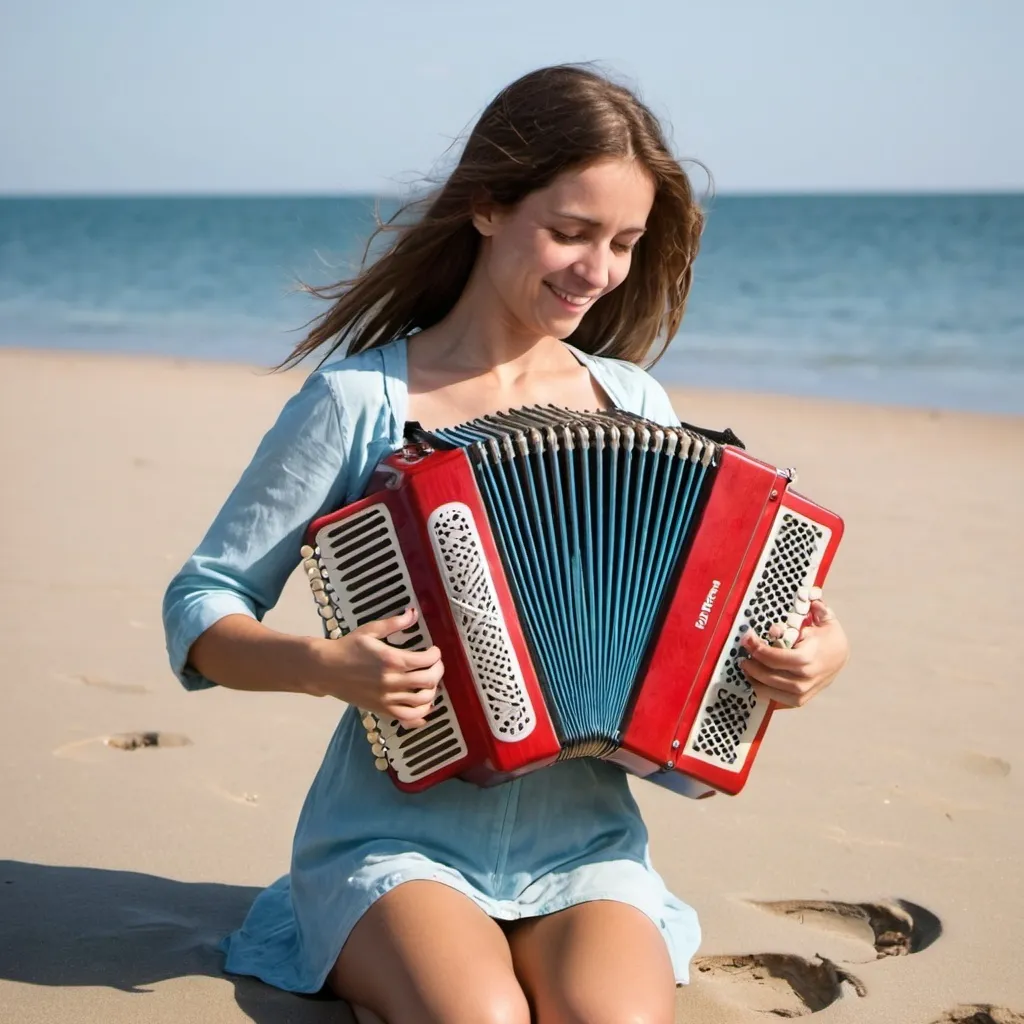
[282,64,706,369]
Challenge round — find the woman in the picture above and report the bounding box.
[163,64,849,1024]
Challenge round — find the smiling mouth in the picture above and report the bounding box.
[545,282,597,309]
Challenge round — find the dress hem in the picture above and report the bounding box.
[222,867,694,995]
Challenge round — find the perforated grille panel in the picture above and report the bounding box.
[684,508,831,771]
[427,502,536,741]
[314,504,468,782]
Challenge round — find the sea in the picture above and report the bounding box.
[1,194,1021,414]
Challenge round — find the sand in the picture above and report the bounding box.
[1,347,1021,1024]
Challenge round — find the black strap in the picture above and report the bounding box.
[402,420,458,450]
[678,420,745,450]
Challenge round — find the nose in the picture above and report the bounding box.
[571,245,611,292]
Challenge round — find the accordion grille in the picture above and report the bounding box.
[428,503,536,740]
[315,504,468,783]
[685,509,831,770]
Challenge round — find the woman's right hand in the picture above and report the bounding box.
[305,607,444,728]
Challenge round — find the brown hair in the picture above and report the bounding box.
[282,63,706,370]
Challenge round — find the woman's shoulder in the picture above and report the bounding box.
[316,342,392,404]
[306,340,404,440]
[578,349,679,426]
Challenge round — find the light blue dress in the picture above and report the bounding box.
[162,337,702,992]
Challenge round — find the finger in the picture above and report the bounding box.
[379,656,442,688]
[810,599,836,626]
[740,630,814,671]
[399,663,444,689]
[387,688,438,708]
[738,657,817,695]
[390,702,436,727]
[394,645,443,671]
[751,683,808,709]
[354,606,418,640]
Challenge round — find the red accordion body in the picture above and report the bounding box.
[304,424,843,798]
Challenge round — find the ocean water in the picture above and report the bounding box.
[1,194,1021,413]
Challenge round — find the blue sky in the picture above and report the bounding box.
[1,0,1020,194]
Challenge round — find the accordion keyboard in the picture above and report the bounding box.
[310,504,469,784]
[685,508,832,770]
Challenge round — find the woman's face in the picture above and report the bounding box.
[473,157,656,339]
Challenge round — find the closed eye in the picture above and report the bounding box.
[551,229,638,254]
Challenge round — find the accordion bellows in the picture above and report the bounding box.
[302,407,843,797]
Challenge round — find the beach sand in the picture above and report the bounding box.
[1,348,1021,1024]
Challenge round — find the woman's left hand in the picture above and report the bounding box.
[738,599,849,708]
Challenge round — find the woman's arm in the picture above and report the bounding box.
[162,371,349,692]
[163,369,442,724]
[187,613,322,694]
[188,609,444,726]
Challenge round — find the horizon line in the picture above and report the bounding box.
[1,187,1023,201]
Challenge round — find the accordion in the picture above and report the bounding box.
[301,407,843,797]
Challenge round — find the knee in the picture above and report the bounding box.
[542,993,673,1024]
[456,986,531,1024]
[561,1010,672,1024]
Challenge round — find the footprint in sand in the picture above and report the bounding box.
[210,785,260,806]
[929,1007,1024,1024]
[961,752,1012,778]
[693,953,866,1017]
[53,731,192,760]
[748,897,942,957]
[53,672,150,695]
[105,731,191,751]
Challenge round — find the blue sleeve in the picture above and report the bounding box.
[637,371,682,428]
[604,357,681,427]
[162,372,349,691]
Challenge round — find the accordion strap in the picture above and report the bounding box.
[403,418,745,451]
[403,420,457,451]
[676,421,745,450]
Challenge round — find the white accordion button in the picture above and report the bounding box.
[808,586,823,602]
[328,628,343,640]
[318,605,334,619]
[300,545,315,559]
[796,586,811,603]
[374,757,389,772]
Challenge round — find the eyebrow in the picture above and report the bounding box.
[552,212,647,234]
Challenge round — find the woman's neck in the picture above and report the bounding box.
[408,260,572,384]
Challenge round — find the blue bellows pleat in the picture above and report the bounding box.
[432,407,716,754]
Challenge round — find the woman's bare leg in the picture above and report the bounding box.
[329,880,530,1024]
[507,900,677,1024]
